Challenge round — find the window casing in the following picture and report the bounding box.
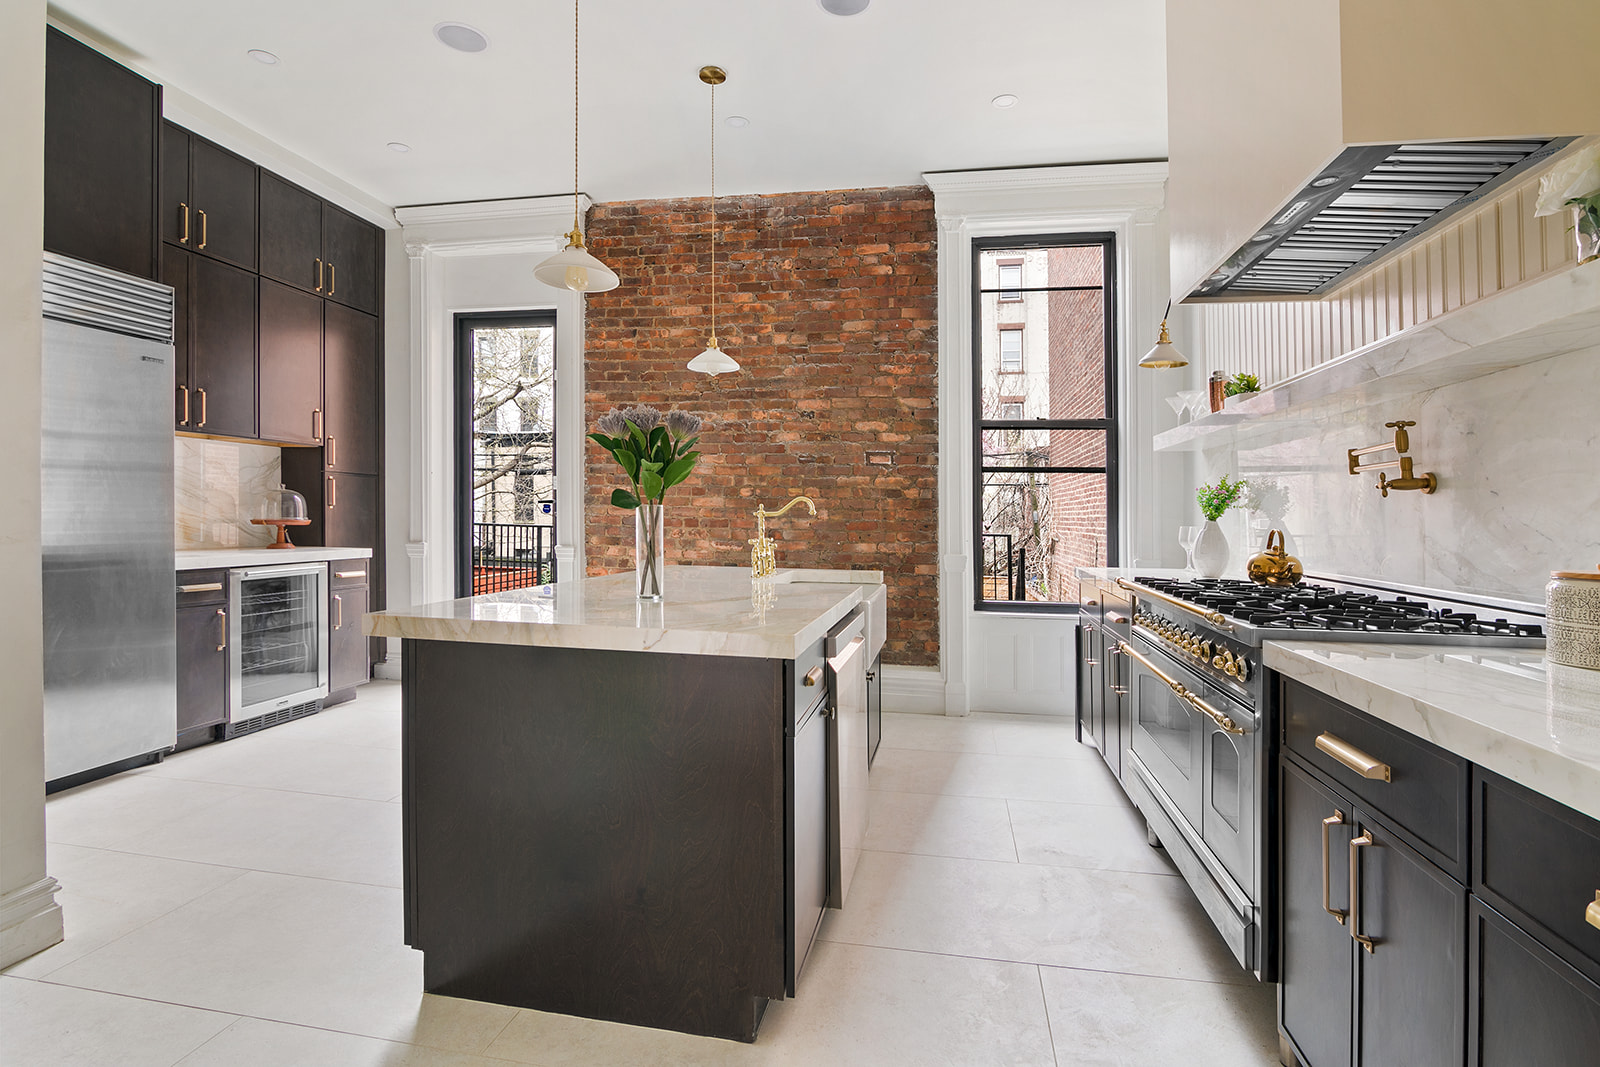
[973,234,1117,612]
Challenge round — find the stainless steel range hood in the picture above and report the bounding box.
[1188,138,1574,299]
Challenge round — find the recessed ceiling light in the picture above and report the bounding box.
[991,93,1019,109]
[725,115,750,129]
[818,0,870,14]
[434,22,488,53]
[247,49,279,65]
[387,142,411,153]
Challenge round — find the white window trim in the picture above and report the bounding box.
[925,163,1173,716]
[998,325,1024,372]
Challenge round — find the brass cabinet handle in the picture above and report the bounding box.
[1350,831,1377,953]
[1118,640,1245,735]
[179,202,190,244]
[1323,810,1348,925]
[178,385,190,426]
[1117,577,1230,627]
[803,665,823,687]
[333,593,343,631]
[196,388,208,428]
[179,582,223,593]
[1316,732,1392,782]
[1085,599,1099,607]
[215,608,226,653]
[328,474,336,508]
[1106,612,1130,624]
[313,408,323,442]
[327,435,337,469]
[334,570,366,579]
[1588,892,1600,931]
[315,257,324,292]
[197,208,207,250]
[328,262,336,296]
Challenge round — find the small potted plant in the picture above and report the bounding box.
[1194,474,1246,578]
[1223,372,1261,408]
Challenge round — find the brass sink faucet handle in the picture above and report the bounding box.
[750,496,818,578]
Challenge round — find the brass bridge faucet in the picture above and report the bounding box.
[750,496,817,578]
[1347,420,1437,497]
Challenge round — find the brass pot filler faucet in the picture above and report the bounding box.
[1347,420,1437,497]
[750,496,817,578]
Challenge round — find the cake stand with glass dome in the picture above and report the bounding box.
[251,484,312,548]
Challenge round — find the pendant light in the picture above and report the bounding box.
[1138,300,1188,369]
[687,66,740,376]
[533,0,619,293]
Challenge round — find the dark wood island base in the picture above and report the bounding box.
[401,636,801,1042]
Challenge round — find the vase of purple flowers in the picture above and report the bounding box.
[589,406,704,600]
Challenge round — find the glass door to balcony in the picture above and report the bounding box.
[454,312,557,598]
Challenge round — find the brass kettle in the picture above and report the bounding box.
[1248,529,1304,587]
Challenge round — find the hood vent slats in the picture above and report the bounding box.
[1190,138,1573,299]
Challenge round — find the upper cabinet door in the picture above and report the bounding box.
[259,171,324,295]
[323,302,379,474]
[323,206,380,314]
[258,279,325,446]
[160,122,192,249]
[189,138,258,272]
[190,257,258,440]
[44,27,160,280]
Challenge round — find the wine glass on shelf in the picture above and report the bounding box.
[1178,525,1200,575]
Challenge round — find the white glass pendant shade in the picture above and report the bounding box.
[687,338,739,376]
[533,234,619,293]
[1138,319,1188,369]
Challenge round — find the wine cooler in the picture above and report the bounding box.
[227,562,328,736]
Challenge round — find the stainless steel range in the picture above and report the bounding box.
[1110,574,1545,982]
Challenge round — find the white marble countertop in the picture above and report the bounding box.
[365,565,877,660]
[1265,642,1600,822]
[177,546,373,570]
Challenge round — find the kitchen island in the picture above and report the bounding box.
[365,566,879,1042]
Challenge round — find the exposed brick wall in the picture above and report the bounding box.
[1045,246,1110,595]
[582,187,939,666]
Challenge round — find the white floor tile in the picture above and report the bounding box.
[176,1016,522,1067]
[40,871,517,1054]
[143,730,402,801]
[45,776,246,851]
[868,746,1129,806]
[1040,965,1280,1066]
[1007,798,1179,876]
[275,684,403,751]
[863,790,1018,862]
[878,711,997,753]
[821,850,1254,986]
[0,976,235,1067]
[988,715,1101,759]
[2,845,247,979]
[484,1006,755,1066]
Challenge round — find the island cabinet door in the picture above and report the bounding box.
[1469,898,1600,1066]
[1280,758,1355,1067]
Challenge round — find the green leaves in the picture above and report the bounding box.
[1196,474,1246,522]
[591,411,705,510]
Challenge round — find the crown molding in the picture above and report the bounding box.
[395,195,591,229]
[923,162,1168,196]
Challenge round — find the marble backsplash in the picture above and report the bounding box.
[1198,341,1600,607]
[174,438,282,549]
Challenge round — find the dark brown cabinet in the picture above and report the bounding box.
[1280,760,1355,1067]
[258,279,324,446]
[44,27,160,280]
[165,247,258,438]
[323,303,381,474]
[259,171,380,314]
[160,122,258,271]
[176,571,228,744]
[328,560,370,695]
[1470,900,1600,1066]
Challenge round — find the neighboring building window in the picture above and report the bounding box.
[974,234,1117,610]
[997,260,1023,301]
[999,326,1023,372]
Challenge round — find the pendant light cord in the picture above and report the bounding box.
[709,78,717,342]
[572,0,581,236]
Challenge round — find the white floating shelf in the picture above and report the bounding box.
[1154,259,1600,454]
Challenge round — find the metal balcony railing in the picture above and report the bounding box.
[473,522,555,594]
[980,533,1027,602]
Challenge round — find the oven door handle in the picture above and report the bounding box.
[1118,640,1246,735]
[1116,578,1231,629]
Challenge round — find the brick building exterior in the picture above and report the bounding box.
[582,187,940,666]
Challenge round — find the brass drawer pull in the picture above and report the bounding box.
[313,408,323,442]
[315,257,324,292]
[1323,810,1347,925]
[334,570,367,579]
[1106,612,1129,624]
[179,202,190,244]
[803,665,823,687]
[178,385,190,425]
[1316,732,1392,782]
[1588,892,1600,931]
[196,387,207,428]
[333,593,343,631]
[328,475,336,508]
[215,608,227,653]
[197,208,208,249]
[328,262,336,296]
[327,435,337,468]
[1118,640,1245,735]
[1350,831,1377,953]
[179,582,223,593]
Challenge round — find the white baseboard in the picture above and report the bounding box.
[882,665,947,715]
[0,877,63,970]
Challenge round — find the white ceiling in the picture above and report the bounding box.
[51,0,1168,209]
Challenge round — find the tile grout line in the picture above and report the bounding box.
[32,841,405,893]
[1004,798,1021,863]
[1037,964,1061,1067]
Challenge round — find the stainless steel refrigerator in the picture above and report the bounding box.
[41,252,176,788]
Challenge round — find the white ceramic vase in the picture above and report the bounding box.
[1193,520,1229,578]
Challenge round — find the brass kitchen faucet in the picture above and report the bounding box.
[750,496,817,578]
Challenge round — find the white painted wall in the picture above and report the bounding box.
[0,0,62,968]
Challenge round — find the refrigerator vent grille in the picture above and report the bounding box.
[223,700,321,740]
[42,252,174,343]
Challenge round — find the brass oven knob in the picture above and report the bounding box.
[1213,652,1227,669]
[1237,656,1251,681]
[1200,640,1212,659]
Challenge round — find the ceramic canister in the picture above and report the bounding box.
[1547,567,1600,671]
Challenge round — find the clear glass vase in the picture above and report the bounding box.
[1575,204,1600,267]
[635,504,665,601]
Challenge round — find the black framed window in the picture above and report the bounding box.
[973,233,1117,611]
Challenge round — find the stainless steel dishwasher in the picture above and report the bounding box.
[826,608,869,908]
